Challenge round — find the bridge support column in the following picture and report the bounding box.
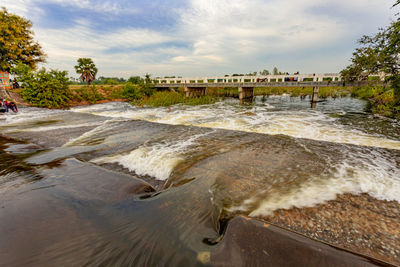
[239,87,254,102]
[184,87,206,98]
[311,87,319,108]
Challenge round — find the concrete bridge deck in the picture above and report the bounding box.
[154,81,353,88]
[154,81,370,105]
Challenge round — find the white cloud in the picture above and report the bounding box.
[47,0,139,14]
[2,0,397,77]
[169,0,394,74]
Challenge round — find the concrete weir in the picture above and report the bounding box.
[184,87,206,98]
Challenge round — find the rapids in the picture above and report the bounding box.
[0,96,399,266]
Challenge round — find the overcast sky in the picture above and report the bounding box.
[2,0,398,78]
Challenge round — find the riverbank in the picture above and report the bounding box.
[260,193,400,265]
[5,84,400,119]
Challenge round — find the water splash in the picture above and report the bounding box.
[71,100,400,150]
[92,132,212,180]
[248,149,400,216]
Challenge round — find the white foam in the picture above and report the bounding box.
[63,119,125,147]
[71,102,400,150]
[249,152,400,217]
[0,107,67,126]
[91,132,211,180]
[13,122,101,132]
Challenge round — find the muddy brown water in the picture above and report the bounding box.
[0,97,399,266]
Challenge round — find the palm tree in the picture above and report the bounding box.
[74,58,98,85]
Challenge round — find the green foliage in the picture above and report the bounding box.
[137,91,219,107]
[74,58,98,85]
[94,76,125,85]
[128,76,143,84]
[351,85,400,116]
[73,85,104,104]
[341,1,400,115]
[0,7,46,72]
[122,83,144,100]
[253,86,350,98]
[109,86,124,99]
[185,96,219,105]
[340,1,399,82]
[139,91,185,107]
[12,63,71,108]
[259,69,270,75]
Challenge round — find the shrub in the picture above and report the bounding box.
[139,91,185,107]
[73,85,104,104]
[137,91,219,107]
[122,83,144,100]
[12,63,71,108]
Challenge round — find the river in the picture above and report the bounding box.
[0,96,399,266]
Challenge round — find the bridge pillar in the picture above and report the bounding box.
[311,87,319,108]
[238,87,254,101]
[184,87,206,98]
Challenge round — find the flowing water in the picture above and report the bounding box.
[0,96,399,266]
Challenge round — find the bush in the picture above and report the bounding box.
[122,82,156,101]
[12,63,71,108]
[139,91,185,107]
[73,85,104,104]
[137,91,219,107]
[122,83,144,100]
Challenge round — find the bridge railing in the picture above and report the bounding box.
[153,81,367,88]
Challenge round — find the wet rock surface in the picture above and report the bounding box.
[1,101,400,266]
[260,193,400,266]
[212,216,392,267]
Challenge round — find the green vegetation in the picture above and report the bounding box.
[253,86,350,98]
[72,85,104,104]
[12,63,71,108]
[122,83,145,100]
[351,86,398,116]
[341,1,400,117]
[74,58,98,85]
[136,91,218,107]
[0,7,46,72]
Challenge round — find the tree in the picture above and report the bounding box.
[0,7,46,72]
[12,63,71,108]
[273,67,279,75]
[143,73,155,96]
[128,76,143,84]
[341,3,400,102]
[259,69,270,75]
[74,58,98,85]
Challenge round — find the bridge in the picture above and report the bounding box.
[154,81,372,109]
[155,73,342,84]
[154,73,348,104]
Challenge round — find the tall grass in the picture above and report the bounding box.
[136,91,219,107]
[71,85,104,104]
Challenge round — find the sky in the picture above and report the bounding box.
[2,0,398,78]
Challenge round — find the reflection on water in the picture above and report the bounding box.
[0,96,399,265]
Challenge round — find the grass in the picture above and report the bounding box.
[69,84,126,103]
[66,84,398,117]
[136,91,219,107]
[350,85,399,116]
[70,85,105,104]
[253,86,351,98]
